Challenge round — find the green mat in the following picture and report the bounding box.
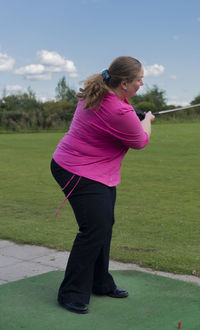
[0,270,200,330]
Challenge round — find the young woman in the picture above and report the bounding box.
[51,56,155,314]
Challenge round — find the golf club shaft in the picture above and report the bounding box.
[135,103,200,120]
[153,103,200,115]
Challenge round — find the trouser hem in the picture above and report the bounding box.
[92,283,116,294]
[58,292,90,305]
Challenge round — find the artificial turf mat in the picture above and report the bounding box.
[0,270,200,330]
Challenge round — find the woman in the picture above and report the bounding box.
[51,56,155,314]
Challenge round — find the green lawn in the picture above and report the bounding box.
[0,123,199,276]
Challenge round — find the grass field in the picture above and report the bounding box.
[0,122,199,276]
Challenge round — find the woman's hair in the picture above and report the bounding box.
[77,56,142,109]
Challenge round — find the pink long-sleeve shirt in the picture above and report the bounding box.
[53,93,149,187]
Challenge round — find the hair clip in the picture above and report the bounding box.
[102,69,110,81]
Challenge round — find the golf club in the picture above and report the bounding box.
[135,103,200,121]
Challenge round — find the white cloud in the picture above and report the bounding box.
[173,35,179,40]
[15,64,45,75]
[63,60,77,73]
[38,96,48,102]
[197,17,200,22]
[167,95,189,107]
[0,53,15,71]
[14,50,78,80]
[144,64,165,77]
[25,73,52,81]
[6,84,23,92]
[37,50,66,66]
[37,50,77,75]
[170,75,177,80]
[69,72,79,78]
[167,100,189,107]
[43,65,62,73]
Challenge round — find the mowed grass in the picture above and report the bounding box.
[0,122,199,276]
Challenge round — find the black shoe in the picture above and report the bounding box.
[107,287,128,298]
[58,301,88,314]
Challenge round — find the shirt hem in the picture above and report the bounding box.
[52,157,119,187]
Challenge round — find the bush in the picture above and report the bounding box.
[132,101,157,113]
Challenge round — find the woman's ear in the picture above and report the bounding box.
[121,80,128,91]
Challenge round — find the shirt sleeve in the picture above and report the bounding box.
[104,105,149,150]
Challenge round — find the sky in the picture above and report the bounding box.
[0,0,200,106]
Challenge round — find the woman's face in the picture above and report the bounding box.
[122,67,144,98]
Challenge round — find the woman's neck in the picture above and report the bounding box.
[108,87,125,101]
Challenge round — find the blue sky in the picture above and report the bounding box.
[0,0,200,106]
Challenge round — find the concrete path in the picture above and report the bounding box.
[0,239,200,286]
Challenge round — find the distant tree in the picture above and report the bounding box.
[43,99,76,128]
[191,94,200,105]
[132,101,157,113]
[0,87,41,113]
[130,85,167,112]
[129,93,145,105]
[55,76,77,104]
[2,88,6,98]
[26,86,37,100]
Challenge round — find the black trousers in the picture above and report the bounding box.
[50,159,116,304]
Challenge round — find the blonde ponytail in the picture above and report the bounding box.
[77,73,109,109]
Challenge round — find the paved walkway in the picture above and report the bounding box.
[1,239,200,286]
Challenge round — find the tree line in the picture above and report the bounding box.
[0,77,199,131]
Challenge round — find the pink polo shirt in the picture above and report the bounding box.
[53,93,149,187]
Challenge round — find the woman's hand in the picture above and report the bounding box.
[141,111,155,137]
[144,111,155,121]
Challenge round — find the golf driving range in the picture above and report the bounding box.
[0,122,200,329]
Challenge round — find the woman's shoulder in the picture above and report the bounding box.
[102,93,134,115]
